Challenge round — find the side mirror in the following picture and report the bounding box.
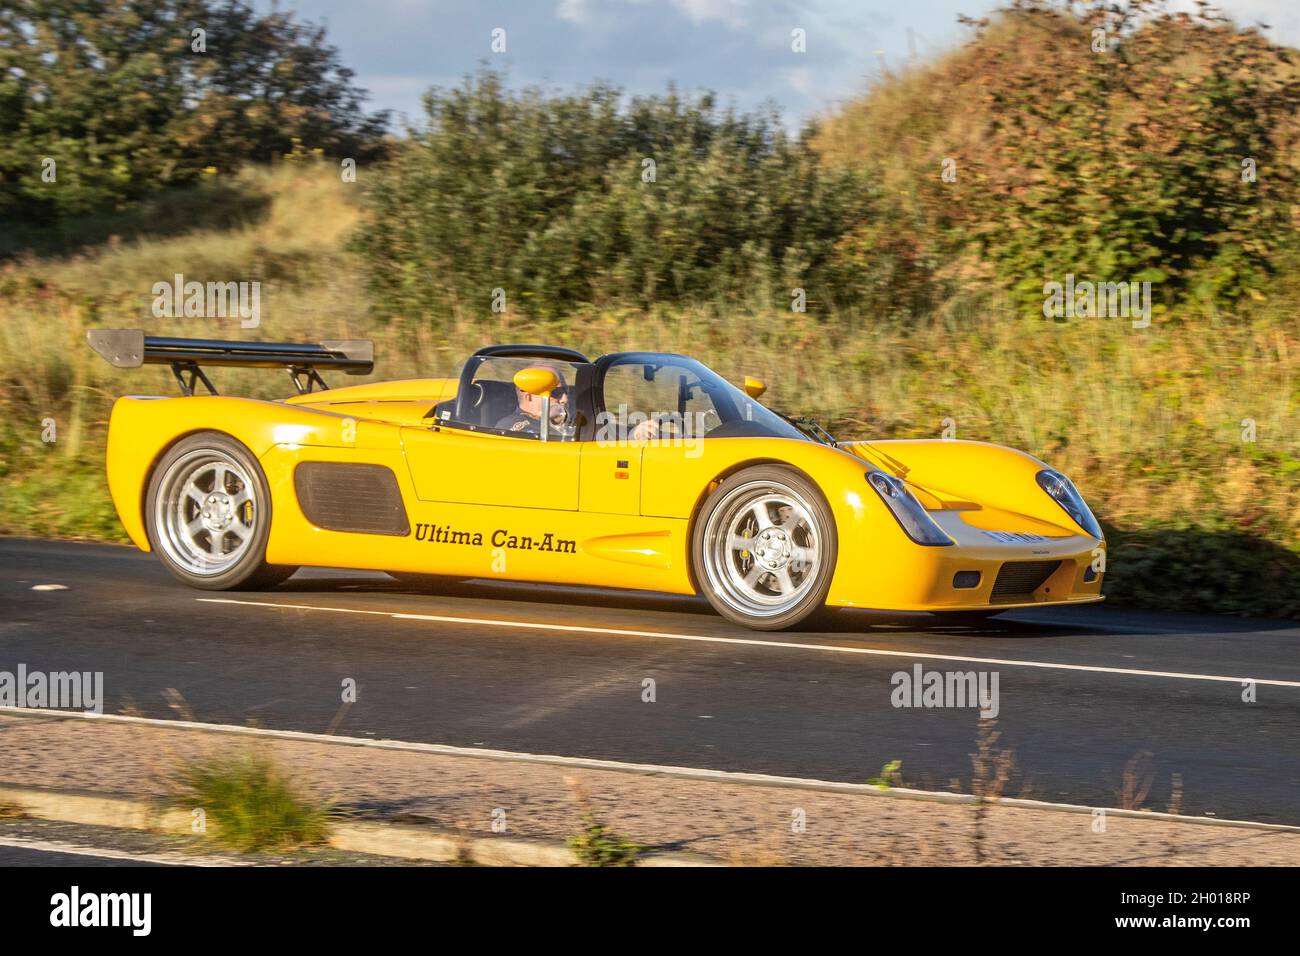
[513,367,562,442]
[513,367,560,396]
[743,376,767,399]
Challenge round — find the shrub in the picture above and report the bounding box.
[172,751,332,853]
[355,70,866,326]
[816,0,1300,317]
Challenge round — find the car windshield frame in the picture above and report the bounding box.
[592,352,808,444]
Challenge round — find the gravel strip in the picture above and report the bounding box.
[1,714,1296,865]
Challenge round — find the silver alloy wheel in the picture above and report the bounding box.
[700,478,823,619]
[153,448,258,576]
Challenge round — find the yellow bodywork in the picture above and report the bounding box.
[104,377,1104,611]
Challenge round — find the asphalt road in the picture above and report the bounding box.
[0,844,162,866]
[2,537,1299,824]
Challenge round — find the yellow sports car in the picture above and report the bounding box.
[88,330,1105,630]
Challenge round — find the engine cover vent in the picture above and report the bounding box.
[294,463,410,536]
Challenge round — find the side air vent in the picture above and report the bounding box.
[294,463,410,536]
[990,560,1061,602]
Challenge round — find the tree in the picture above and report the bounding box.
[0,0,387,222]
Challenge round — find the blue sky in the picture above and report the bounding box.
[259,1,1300,127]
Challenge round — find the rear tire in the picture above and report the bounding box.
[691,465,837,631]
[145,432,297,590]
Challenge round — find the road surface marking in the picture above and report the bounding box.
[4,705,1300,835]
[0,834,231,866]
[199,597,1300,688]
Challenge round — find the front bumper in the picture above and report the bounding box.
[898,552,1103,610]
[828,509,1106,611]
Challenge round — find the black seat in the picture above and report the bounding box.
[477,379,520,426]
[428,379,520,427]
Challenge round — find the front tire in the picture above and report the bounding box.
[692,465,837,631]
[145,432,297,590]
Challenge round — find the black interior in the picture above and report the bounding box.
[430,379,520,427]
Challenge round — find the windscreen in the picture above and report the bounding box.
[597,356,806,442]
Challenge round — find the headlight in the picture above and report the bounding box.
[1036,469,1101,538]
[866,472,953,546]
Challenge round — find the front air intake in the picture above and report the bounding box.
[990,560,1060,602]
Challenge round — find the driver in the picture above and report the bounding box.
[496,364,572,436]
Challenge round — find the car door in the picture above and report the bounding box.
[585,356,723,517]
[400,353,586,511]
[400,426,581,511]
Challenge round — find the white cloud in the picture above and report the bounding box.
[556,0,591,24]
[669,0,748,28]
[782,66,815,97]
[1167,0,1300,45]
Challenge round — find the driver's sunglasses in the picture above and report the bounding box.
[550,387,568,401]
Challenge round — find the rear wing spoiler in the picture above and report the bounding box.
[86,329,373,396]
